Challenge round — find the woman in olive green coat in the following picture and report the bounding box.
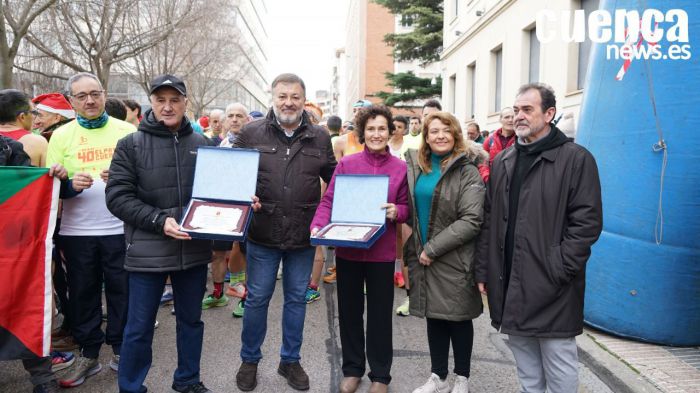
[404,112,486,393]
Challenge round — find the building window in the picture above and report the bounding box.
[453,0,459,19]
[578,0,600,89]
[467,63,476,119]
[492,47,502,112]
[448,74,457,113]
[529,28,540,83]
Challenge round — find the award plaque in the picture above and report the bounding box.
[314,223,382,242]
[179,147,259,241]
[311,174,389,249]
[181,200,251,235]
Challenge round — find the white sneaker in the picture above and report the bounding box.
[451,376,469,393]
[413,373,450,393]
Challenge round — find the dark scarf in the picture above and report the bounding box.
[76,111,109,129]
[41,118,72,141]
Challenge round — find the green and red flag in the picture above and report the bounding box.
[0,167,59,360]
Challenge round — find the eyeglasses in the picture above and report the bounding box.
[17,109,39,117]
[71,91,104,102]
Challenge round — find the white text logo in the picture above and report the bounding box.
[536,9,692,79]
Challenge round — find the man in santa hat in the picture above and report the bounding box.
[32,93,75,141]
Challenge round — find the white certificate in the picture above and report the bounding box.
[322,225,373,241]
[188,205,243,233]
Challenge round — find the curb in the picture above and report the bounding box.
[578,330,663,393]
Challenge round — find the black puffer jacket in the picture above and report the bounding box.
[106,110,211,272]
[234,110,336,249]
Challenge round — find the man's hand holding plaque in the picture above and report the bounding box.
[165,217,192,240]
[251,195,261,212]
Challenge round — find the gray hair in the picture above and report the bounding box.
[271,73,306,96]
[65,72,103,95]
[209,109,224,119]
[225,102,248,115]
[499,107,513,119]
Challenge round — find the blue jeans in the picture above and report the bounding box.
[240,241,315,363]
[118,265,207,393]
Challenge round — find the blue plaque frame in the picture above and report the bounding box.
[180,146,259,241]
[311,174,389,249]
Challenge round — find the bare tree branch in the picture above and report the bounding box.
[0,0,56,87]
[11,0,262,113]
[13,63,67,80]
[20,0,197,88]
[23,33,87,71]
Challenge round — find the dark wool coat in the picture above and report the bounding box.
[475,129,603,337]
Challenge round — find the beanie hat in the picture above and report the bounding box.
[32,93,75,119]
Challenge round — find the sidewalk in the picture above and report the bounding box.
[579,328,700,393]
[3,277,696,392]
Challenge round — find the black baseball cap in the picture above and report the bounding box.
[149,74,187,96]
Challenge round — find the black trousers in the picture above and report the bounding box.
[60,235,128,358]
[426,318,474,379]
[336,257,394,384]
[52,241,71,330]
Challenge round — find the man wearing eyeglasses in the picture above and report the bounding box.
[45,72,135,388]
[0,89,48,166]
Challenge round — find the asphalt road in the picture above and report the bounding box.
[1,273,615,393]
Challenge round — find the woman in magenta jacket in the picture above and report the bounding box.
[310,105,409,393]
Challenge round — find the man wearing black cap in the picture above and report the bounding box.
[106,74,214,393]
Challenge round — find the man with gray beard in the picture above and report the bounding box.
[233,73,336,392]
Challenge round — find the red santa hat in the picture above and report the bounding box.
[32,93,75,119]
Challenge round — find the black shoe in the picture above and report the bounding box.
[278,361,310,390]
[171,381,211,393]
[33,380,61,393]
[236,362,258,392]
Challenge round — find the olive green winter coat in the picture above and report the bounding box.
[403,143,486,321]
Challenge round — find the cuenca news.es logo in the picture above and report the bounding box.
[535,9,691,62]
